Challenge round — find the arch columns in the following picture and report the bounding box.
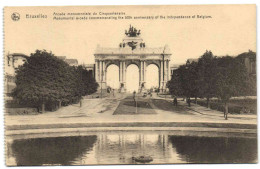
[160,59,170,92]
[160,60,163,90]
[95,60,107,90]
[123,61,126,87]
[144,61,146,85]
[119,61,126,92]
[167,60,171,81]
[140,61,143,86]
[95,58,169,92]
[95,60,99,82]
[139,61,147,92]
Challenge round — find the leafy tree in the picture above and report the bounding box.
[236,50,256,96]
[11,50,92,112]
[167,61,200,107]
[197,50,217,107]
[167,67,184,98]
[168,50,255,120]
[184,61,200,105]
[215,56,250,120]
[76,65,98,96]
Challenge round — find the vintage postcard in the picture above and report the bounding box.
[4,5,257,166]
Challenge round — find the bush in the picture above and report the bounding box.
[193,99,256,114]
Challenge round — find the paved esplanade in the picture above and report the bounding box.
[5,93,257,138]
[94,25,171,92]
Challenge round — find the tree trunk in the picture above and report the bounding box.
[224,102,228,120]
[188,97,191,107]
[80,99,82,107]
[41,103,45,113]
[58,101,61,108]
[206,97,210,108]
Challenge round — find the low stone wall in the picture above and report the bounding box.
[5,107,38,115]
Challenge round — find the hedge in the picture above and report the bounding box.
[192,99,256,114]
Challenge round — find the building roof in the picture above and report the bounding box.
[65,59,78,65]
[187,58,199,63]
[57,56,78,65]
[170,64,180,68]
[236,50,256,61]
[170,64,180,70]
[8,53,28,58]
[57,56,66,60]
[83,64,95,68]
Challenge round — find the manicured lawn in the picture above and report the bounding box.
[113,96,156,115]
[151,99,191,114]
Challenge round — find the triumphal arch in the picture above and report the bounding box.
[94,25,172,92]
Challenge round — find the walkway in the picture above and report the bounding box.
[5,93,257,138]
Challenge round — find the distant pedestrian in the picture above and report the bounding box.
[133,91,136,102]
[173,97,178,106]
[187,98,191,107]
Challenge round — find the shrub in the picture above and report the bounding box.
[193,99,256,114]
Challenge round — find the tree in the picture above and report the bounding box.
[184,61,200,105]
[12,50,81,112]
[236,50,256,96]
[76,65,98,96]
[215,56,250,120]
[197,50,217,107]
[167,60,200,107]
[168,50,255,120]
[167,67,184,98]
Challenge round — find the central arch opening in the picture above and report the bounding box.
[126,64,139,92]
[146,64,159,90]
[106,64,120,89]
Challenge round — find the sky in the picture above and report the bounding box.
[4,5,256,65]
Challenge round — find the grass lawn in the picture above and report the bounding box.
[151,99,191,114]
[113,96,156,115]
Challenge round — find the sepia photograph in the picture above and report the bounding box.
[3,4,257,166]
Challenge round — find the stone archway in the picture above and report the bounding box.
[126,64,139,92]
[146,63,160,90]
[106,64,120,89]
[94,25,172,93]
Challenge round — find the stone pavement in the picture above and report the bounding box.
[5,93,257,137]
